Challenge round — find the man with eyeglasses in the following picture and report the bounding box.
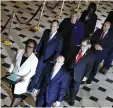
[32,56,69,107]
[29,20,63,90]
[65,38,95,106]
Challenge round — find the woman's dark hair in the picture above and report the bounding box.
[25,39,37,52]
[88,2,97,13]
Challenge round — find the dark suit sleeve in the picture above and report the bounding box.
[34,69,45,90]
[55,36,63,57]
[90,29,100,45]
[58,18,66,33]
[58,73,69,102]
[36,30,46,52]
[50,36,63,61]
[80,10,87,22]
[90,14,97,34]
[85,54,95,78]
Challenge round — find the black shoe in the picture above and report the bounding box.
[69,99,75,106]
[63,95,70,101]
[99,66,107,74]
[86,81,91,86]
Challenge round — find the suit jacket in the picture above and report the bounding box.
[36,29,63,62]
[80,10,97,38]
[35,64,69,103]
[8,49,38,94]
[68,49,95,82]
[91,29,113,52]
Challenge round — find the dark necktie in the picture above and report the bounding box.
[100,32,105,40]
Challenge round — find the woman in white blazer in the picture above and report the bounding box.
[7,39,38,107]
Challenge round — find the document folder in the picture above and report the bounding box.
[1,73,22,85]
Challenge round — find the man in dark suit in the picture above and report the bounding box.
[80,2,97,38]
[87,21,113,84]
[32,56,69,107]
[99,14,113,74]
[66,39,95,106]
[58,11,84,60]
[29,20,63,90]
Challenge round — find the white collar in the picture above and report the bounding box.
[103,30,108,35]
[50,31,57,38]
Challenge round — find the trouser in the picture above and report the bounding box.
[87,50,108,84]
[66,69,81,101]
[103,49,113,69]
[36,93,53,107]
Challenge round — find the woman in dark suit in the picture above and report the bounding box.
[80,2,97,39]
[58,11,84,61]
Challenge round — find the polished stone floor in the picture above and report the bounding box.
[1,1,113,107]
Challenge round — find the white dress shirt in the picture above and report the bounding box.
[49,31,57,41]
[102,30,108,39]
[51,68,60,80]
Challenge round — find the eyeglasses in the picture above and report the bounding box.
[27,45,34,49]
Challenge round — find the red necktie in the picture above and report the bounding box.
[100,32,105,40]
[75,50,82,63]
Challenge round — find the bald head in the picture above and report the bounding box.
[56,56,65,63]
[102,21,111,32]
[53,56,65,70]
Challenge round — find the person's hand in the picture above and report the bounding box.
[32,89,40,97]
[37,53,39,57]
[6,72,10,76]
[52,101,61,107]
[82,77,87,81]
[20,74,26,82]
[95,44,103,51]
[20,77,25,82]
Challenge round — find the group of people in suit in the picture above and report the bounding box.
[7,2,113,107]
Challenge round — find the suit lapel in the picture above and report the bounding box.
[47,67,53,84]
[48,32,58,44]
[103,32,109,40]
[99,31,109,40]
[48,68,62,84]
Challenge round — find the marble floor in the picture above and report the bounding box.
[1,1,113,107]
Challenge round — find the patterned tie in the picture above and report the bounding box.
[75,50,82,63]
[100,32,105,40]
